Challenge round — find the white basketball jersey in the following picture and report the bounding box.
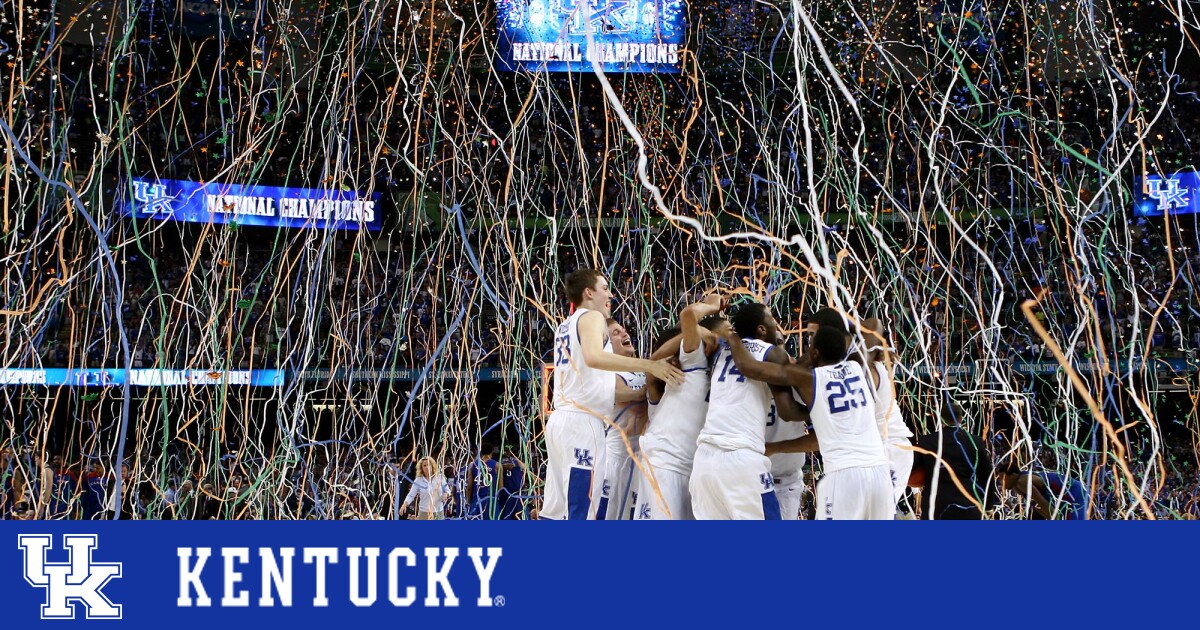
[697,338,775,453]
[873,362,913,443]
[766,416,808,483]
[641,341,710,475]
[806,360,887,473]
[552,308,615,419]
[610,371,647,436]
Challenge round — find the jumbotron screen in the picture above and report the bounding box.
[496,0,684,73]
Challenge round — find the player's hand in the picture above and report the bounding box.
[701,293,724,310]
[649,359,685,387]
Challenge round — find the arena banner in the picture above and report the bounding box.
[1135,171,1200,217]
[0,369,285,387]
[123,177,382,231]
[298,368,537,382]
[0,521,1192,627]
[496,0,685,73]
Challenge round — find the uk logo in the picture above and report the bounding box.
[573,448,594,467]
[1146,177,1190,213]
[562,0,632,35]
[131,180,171,215]
[638,503,651,519]
[18,534,123,620]
[759,474,774,491]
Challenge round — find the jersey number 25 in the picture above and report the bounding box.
[826,376,867,413]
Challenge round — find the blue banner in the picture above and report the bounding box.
[0,521,1194,627]
[496,0,685,73]
[123,177,382,231]
[1134,171,1200,217]
[0,369,285,387]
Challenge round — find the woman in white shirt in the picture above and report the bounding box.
[401,457,449,520]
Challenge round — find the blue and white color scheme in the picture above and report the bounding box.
[0,369,286,387]
[18,534,123,620]
[496,0,685,73]
[123,177,382,231]
[0,522,1194,627]
[1135,172,1199,216]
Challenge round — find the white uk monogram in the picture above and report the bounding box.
[18,534,123,620]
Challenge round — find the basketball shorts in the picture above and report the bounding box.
[635,458,693,520]
[599,428,639,520]
[541,410,607,520]
[816,464,895,520]
[689,443,781,520]
[773,475,807,521]
[886,439,915,504]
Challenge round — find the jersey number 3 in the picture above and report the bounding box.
[826,376,867,413]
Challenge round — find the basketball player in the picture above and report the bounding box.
[724,324,894,520]
[636,295,724,519]
[689,302,806,520]
[861,318,915,508]
[542,269,684,520]
[995,459,1088,520]
[791,309,912,511]
[598,318,648,520]
[908,404,997,520]
[763,308,849,519]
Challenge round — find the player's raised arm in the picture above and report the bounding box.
[578,311,684,385]
[681,294,723,353]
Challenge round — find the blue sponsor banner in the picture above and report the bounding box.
[123,177,382,231]
[1134,171,1200,217]
[0,521,1194,628]
[496,0,685,73]
[0,369,285,387]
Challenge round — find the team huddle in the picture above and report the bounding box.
[542,269,914,520]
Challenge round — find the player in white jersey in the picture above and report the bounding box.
[862,318,915,506]
[766,414,809,520]
[599,319,648,520]
[542,269,683,520]
[725,324,894,520]
[636,296,724,519]
[690,302,806,520]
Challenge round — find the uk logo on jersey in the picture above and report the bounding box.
[574,448,594,467]
[638,503,651,519]
[18,534,123,620]
[759,473,774,491]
